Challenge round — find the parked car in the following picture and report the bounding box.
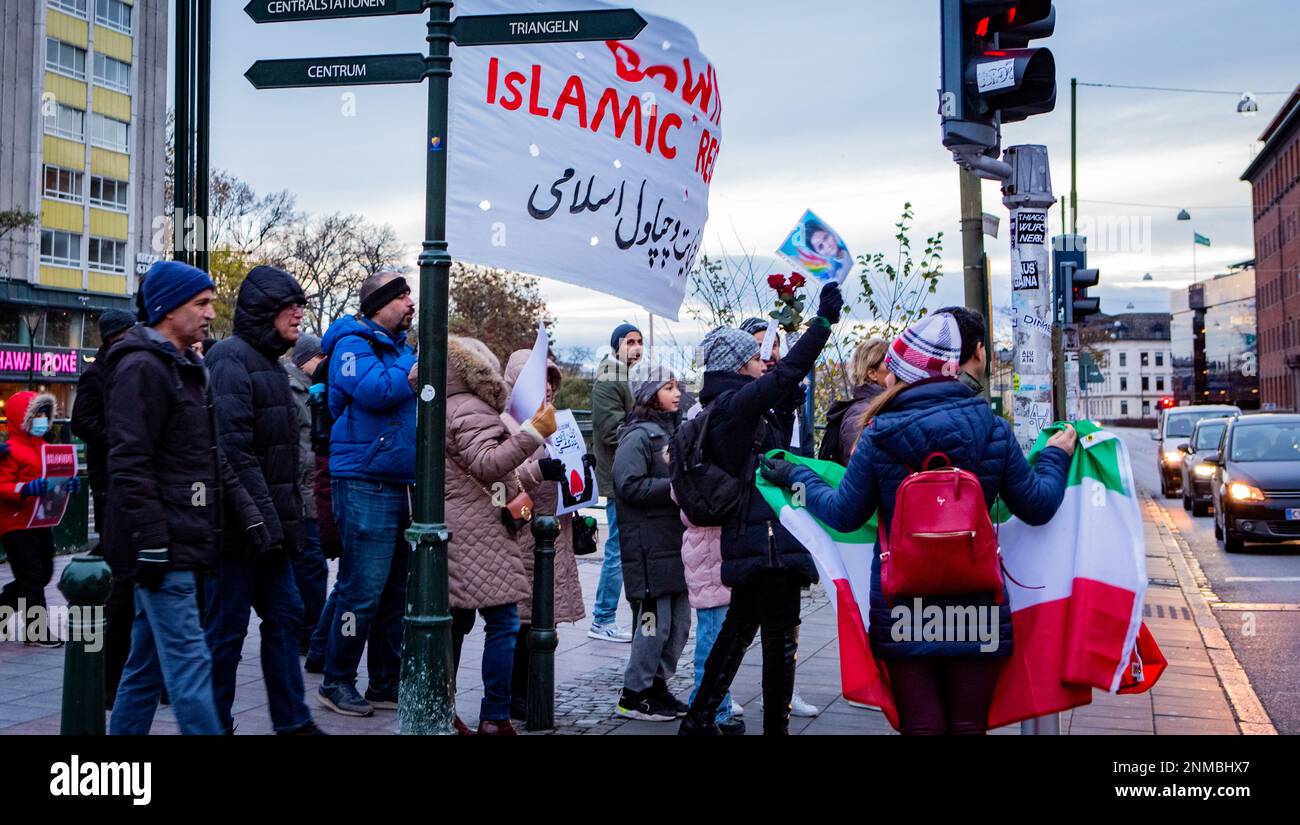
[1152,404,1241,497]
[1209,414,1300,553]
[1178,417,1231,516]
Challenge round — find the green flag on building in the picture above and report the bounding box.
[1194,232,1212,246]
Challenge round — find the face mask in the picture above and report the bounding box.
[29,416,50,438]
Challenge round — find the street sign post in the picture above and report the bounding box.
[245,0,645,736]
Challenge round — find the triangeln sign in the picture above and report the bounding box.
[447,0,723,320]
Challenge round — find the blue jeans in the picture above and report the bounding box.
[292,518,327,647]
[323,477,409,693]
[307,585,337,665]
[110,571,221,735]
[204,549,311,733]
[592,500,623,626]
[451,603,520,722]
[690,605,733,724]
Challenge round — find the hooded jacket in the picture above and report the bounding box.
[444,336,541,610]
[613,409,687,601]
[819,381,884,465]
[0,391,57,535]
[206,266,305,553]
[102,324,261,574]
[321,314,417,484]
[591,353,634,495]
[71,339,120,498]
[286,362,316,518]
[698,319,831,589]
[789,377,1071,658]
[503,349,584,625]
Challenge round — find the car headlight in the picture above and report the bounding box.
[1193,464,1216,477]
[1163,450,1183,464]
[1228,482,1264,502]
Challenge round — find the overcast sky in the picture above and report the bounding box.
[193,0,1298,358]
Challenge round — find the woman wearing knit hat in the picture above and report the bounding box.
[761,306,1078,735]
[612,360,692,721]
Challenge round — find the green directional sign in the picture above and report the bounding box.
[451,8,647,47]
[245,52,426,89]
[244,0,426,24]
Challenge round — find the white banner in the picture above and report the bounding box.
[448,0,722,320]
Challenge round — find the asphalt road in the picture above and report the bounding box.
[1114,426,1300,735]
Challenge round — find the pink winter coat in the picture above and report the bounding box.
[673,407,730,610]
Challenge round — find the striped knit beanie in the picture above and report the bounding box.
[885,312,962,384]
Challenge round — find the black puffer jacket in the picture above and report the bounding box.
[103,324,260,574]
[206,265,306,554]
[70,339,115,497]
[612,410,686,600]
[698,320,831,589]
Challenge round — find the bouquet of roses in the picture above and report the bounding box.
[766,272,808,333]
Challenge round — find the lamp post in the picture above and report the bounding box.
[22,309,43,390]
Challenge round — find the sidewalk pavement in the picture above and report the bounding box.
[0,494,1274,735]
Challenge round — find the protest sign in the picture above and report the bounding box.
[546,409,598,515]
[29,444,78,529]
[776,209,853,284]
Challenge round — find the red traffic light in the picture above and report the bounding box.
[1158,397,1176,410]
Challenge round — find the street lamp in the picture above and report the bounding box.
[1238,93,1259,117]
[22,309,43,391]
[1176,209,1191,221]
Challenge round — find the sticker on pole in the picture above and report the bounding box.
[976,58,1016,93]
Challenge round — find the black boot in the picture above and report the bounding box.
[678,620,756,736]
[760,624,799,736]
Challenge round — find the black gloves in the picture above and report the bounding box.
[135,547,169,590]
[246,521,272,555]
[538,458,567,482]
[816,282,844,325]
[759,453,800,489]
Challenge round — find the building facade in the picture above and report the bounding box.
[1078,313,1174,423]
[1170,262,1260,411]
[0,0,166,416]
[1242,85,1300,411]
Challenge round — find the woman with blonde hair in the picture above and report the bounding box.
[818,337,890,464]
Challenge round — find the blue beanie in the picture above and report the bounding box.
[610,322,641,353]
[141,261,215,326]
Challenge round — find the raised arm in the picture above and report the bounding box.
[786,431,880,534]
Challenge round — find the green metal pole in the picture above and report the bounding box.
[58,555,112,735]
[1070,77,1078,236]
[526,516,559,731]
[173,0,191,264]
[959,169,990,397]
[399,0,455,736]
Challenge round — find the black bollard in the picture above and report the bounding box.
[526,516,560,731]
[57,554,112,735]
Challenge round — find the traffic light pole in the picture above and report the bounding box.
[959,168,991,397]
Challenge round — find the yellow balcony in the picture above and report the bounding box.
[41,199,84,233]
[93,26,133,64]
[92,87,131,122]
[89,208,128,240]
[43,135,85,168]
[44,72,87,109]
[46,9,89,49]
[40,266,83,290]
[88,272,129,295]
[89,147,129,180]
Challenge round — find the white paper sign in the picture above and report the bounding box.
[507,319,550,426]
[546,409,599,516]
[759,318,778,361]
[448,0,722,320]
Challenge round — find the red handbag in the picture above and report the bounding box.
[880,452,1006,604]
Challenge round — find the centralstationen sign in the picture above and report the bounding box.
[243,0,426,24]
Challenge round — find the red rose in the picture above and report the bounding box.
[767,273,786,289]
[789,272,806,288]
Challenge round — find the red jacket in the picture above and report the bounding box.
[0,391,56,535]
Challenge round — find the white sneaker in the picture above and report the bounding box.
[729,698,744,717]
[790,691,820,717]
[587,622,633,643]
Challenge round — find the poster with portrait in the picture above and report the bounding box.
[776,209,854,284]
[546,410,598,516]
[28,444,78,529]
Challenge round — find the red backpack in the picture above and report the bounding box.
[879,452,1006,605]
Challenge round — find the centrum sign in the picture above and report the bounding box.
[244,53,427,89]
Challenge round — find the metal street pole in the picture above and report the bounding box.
[399,0,456,736]
[195,0,211,273]
[173,0,191,265]
[959,168,990,396]
[1070,77,1078,236]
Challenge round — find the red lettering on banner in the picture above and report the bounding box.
[486,56,499,105]
[658,113,682,160]
[528,64,549,117]
[590,87,641,144]
[552,74,589,129]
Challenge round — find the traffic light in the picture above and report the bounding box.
[940,0,1058,153]
[1053,234,1100,324]
[1157,396,1176,410]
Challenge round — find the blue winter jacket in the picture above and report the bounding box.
[320,315,417,484]
[789,377,1071,658]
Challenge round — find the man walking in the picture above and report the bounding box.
[587,323,642,642]
[317,271,418,717]
[105,261,265,735]
[205,265,324,735]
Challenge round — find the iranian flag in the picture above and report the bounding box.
[756,420,1161,730]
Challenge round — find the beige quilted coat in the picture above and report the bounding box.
[504,350,586,625]
[445,337,541,610]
